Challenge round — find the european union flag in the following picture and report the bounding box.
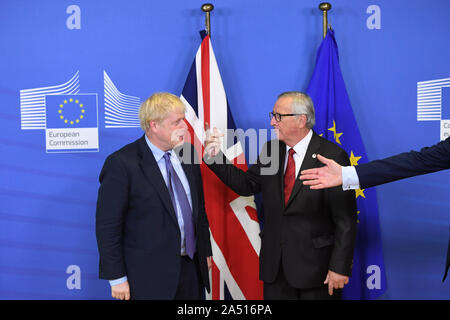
[45,94,97,129]
[306,29,387,299]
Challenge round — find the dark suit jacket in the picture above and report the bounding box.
[356,137,450,189]
[206,131,357,289]
[96,135,212,299]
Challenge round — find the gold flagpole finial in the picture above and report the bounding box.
[319,2,332,39]
[201,3,214,36]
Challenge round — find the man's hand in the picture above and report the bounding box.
[299,154,343,189]
[324,270,349,296]
[207,256,212,270]
[204,123,223,158]
[111,281,130,300]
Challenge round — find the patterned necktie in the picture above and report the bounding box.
[284,148,296,206]
[163,152,196,259]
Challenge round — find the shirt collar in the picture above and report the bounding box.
[287,129,313,156]
[145,135,171,162]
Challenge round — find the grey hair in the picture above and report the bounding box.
[277,91,315,129]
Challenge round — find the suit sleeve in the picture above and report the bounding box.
[95,154,129,280]
[327,149,358,276]
[356,137,450,189]
[204,151,262,196]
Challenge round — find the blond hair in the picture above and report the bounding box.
[139,92,185,131]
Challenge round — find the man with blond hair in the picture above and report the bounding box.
[96,92,212,300]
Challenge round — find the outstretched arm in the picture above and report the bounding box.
[203,125,262,196]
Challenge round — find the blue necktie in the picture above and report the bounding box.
[163,152,196,259]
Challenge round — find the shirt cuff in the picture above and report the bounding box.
[109,276,128,287]
[342,166,360,190]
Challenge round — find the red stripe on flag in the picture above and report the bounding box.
[211,261,221,300]
[246,206,259,223]
[201,35,210,126]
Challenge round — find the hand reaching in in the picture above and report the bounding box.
[204,122,224,158]
[299,154,343,189]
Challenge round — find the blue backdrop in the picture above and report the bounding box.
[0,0,449,299]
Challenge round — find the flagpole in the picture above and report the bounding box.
[201,3,214,35]
[319,2,332,38]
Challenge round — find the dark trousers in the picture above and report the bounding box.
[264,260,342,300]
[174,254,203,300]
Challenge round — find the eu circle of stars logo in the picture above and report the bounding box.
[58,98,85,126]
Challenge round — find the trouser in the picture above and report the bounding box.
[263,260,342,300]
[174,254,203,300]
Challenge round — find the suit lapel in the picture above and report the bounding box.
[285,131,321,209]
[137,135,179,226]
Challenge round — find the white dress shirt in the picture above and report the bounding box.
[342,166,361,190]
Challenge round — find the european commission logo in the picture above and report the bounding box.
[45,94,98,153]
[417,77,450,140]
[20,70,142,153]
[19,71,98,153]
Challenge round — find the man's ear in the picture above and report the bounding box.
[149,120,158,132]
[299,114,307,128]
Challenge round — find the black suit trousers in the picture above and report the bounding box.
[263,258,342,300]
[173,254,204,300]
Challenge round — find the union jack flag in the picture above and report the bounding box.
[181,31,263,300]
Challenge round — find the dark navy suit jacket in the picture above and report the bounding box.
[206,132,357,289]
[95,135,212,299]
[356,137,450,188]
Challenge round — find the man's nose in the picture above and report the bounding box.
[270,117,277,127]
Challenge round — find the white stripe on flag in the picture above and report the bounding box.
[181,95,205,142]
[210,234,245,300]
[208,39,229,149]
[195,47,205,126]
[229,196,261,256]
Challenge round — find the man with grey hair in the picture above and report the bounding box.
[204,91,357,300]
[277,91,316,128]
